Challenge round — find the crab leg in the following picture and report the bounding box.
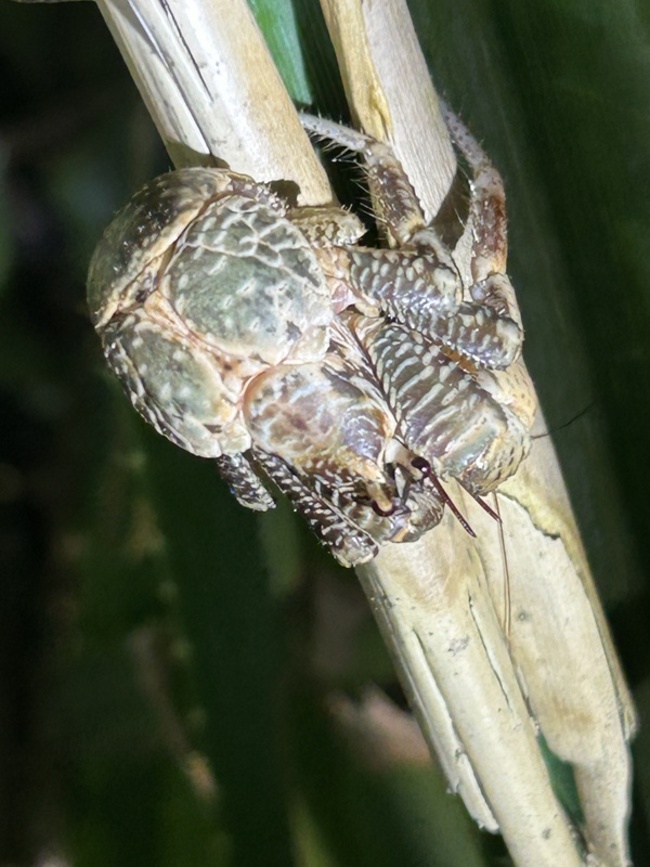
[301,112,523,368]
[349,315,530,495]
[252,448,381,566]
[214,453,275,511]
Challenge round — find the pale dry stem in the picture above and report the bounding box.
[320,1,634,866]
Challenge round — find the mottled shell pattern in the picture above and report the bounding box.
[88,168,335,457]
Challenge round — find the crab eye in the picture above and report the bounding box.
[411,455,432,477]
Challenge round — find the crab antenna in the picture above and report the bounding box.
[471,493,502,523]
[411,457,476,538]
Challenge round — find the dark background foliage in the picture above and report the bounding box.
[1,1,649,865]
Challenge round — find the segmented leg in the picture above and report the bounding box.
[243,355,429,520]
[348,314,531,495]
[300,112,523,369]
[439,101,522,332]
[346,247,521,369]
[214,453,275,511]
[241,334,444,564]
[299,112,442,253]
[439,101,508,279]
[251,429,443,567]
[251,449,379,566]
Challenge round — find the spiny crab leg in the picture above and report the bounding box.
[300,111,523,369]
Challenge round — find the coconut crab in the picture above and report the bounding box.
[87,107,536,566]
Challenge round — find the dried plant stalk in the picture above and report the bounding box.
[321,1,635,865]
[95,0,331,203]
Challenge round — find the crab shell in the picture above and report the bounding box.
[88,168,340,457]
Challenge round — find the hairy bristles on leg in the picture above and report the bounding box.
[437,100,493,173]
[300,112,373,154]
[302,113,431,247]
